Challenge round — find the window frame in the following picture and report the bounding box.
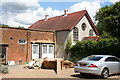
[73,27,79,42]
[89,29,94,36]
[105,57,120,62]
[32,44,39,54]
[42,45,47,54]
[49,45,54,54]
[81,23,86,31]
[42,44,54,54]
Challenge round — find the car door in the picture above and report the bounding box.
[105,57,119,74]
[118,58,120,73]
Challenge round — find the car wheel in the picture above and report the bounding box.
[101,68,109,79]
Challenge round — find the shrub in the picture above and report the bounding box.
[69,38,120,63]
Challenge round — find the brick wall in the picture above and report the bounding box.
[0,27,55,64]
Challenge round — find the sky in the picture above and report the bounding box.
[0,0,119,28]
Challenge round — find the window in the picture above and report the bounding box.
[89,29,94,36]
[32,44,39,59]
[105,57,120,62]
[73,27,78,42]
[42,44,54,54]
[10,37,13,40]
[33,45,39,54]
[82,56,103,61]
[49,45,54,54]
[43,45,47,54]
[81,23,86,31]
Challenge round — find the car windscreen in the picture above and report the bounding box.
[82,56,103,61]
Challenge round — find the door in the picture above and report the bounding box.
[105,57,120,74]
[0,46,8,64]
[32,44,39,59]
[42,44,54,58]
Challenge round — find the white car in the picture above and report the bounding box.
[74,55,120,79]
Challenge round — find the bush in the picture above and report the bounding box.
[0,65,9,73]
[69,38,120,63]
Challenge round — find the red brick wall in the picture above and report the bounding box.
[1,27,55,64]
[27,30,55,61]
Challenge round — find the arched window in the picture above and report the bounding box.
[73,27,78,42]
[89,29,94,36]
[81,23,86,31]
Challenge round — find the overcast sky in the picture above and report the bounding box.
[0,0,119,28]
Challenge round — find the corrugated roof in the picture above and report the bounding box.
[29,10,99,35]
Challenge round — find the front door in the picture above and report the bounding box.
[32,44,39,59]
[0,46,8,64]
[42,44,54,58]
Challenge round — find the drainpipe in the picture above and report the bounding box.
[26,31,29,62]
[54,31,56,58]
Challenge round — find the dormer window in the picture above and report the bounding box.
[81,23,86,31]
[73,27,78,42]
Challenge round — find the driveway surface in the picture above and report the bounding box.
[0,65,120,80]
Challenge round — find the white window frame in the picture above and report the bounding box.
[73,27,79,42]
[81,23,86,31]
[42,44,47,54]
[49,44,54,54]
[89,29,94,36]
[42,44,54,54]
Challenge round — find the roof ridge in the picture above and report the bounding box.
[29,10,99,36]
[35,10,86,22]
[29,10,87,29]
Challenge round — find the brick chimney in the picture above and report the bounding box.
[44,14,49,21]
[64,9,68,16]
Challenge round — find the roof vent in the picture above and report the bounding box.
[44,14,49,21]
[64,9,68,16]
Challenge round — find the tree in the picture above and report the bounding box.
[95,1,120,39]
[18,26,24,28]
[0,24,9,27]
[65,36,72,60]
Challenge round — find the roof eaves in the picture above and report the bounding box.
[55,29,70,32]
[85,11,99,35]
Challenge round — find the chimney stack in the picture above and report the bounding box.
[64,9,68,16]
[44,14,49,21]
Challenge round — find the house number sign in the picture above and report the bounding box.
[18,39,27,45]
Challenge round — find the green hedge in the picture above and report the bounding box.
[69,38,120,63]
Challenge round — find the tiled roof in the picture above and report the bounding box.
[29,10,99,35]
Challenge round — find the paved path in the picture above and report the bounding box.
[1,65,120,79]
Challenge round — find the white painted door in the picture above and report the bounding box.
[32,44,39,59]
[42,44,54,58]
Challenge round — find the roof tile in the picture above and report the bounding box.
[29,10,99,35]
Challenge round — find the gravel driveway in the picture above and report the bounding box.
[1,65,120,79]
